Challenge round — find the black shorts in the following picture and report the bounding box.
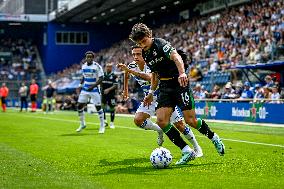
[157,79,195,111]
[102,95,116,107]
[1,97,6,104]
[21,96,27,102]
[30,94,37,102]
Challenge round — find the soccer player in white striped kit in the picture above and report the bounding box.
[76,51,105,134]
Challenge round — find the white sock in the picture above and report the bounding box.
[97,109,104,128]
[183,125,200,149]
[181,145,192,153]
[143,119,162,133]
[78,111,85,126]
[211,133,219,142]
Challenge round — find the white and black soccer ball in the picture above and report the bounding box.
[150,147,172,168]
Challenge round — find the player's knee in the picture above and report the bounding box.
[156,118,168,128]
[174,120,184,132]
[134,117,144,127]
[77,103,84,111]
[184,117,196,127]
[95,105,102,111]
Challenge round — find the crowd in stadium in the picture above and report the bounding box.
[0,0,283,112]
[43,0,284,109]
[0,38,39,81]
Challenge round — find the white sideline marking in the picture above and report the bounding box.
[9,109,284,128]
[14,114,284,148]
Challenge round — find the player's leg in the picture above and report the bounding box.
[30,94,36,112]
[76,91,88,132]
[101,95,108,127]
[91,93,105,134]
[179,89,225,156]
[134,110,164,146]
[1,97,6,112]
[109,98,116,129]
[24,97,28,111]
[156,107,195,165]
[45,98,49,114]
[171,107,203,157]
[135,101,164,145]
[20,97,24,112]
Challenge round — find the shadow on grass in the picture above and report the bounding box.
[91,158,223,176]
[60,133,95,136]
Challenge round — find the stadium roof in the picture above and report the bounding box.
[55,0,200,24]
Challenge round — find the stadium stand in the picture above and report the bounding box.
[45,0,283,107]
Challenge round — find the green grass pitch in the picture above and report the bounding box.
[1,110,284,189]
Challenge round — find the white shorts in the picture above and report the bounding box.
[78,90,101,106]
[136,101,157,117]
[136,99,183,124]
[170,106,184,124]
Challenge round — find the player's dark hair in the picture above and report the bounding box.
[177,50,187,63]
[85,51,95,58]
[129,23,152,42]
[177,50,189,71]
[131,45,142,50]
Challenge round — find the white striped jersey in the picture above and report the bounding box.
[127,61,158,96]
[81,61,104,92]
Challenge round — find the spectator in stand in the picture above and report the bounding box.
[210,85,221,99]
[209,59,219,72]
[30,79,39,112]
[234,82,243,99]
[193,83,206,99]
[253,84,264,102]
[270,85,281,104]
[240,82,254,100]
[0,83,9,112]
[264,75,274,88]
[18,82,28,112]
[262,86,272,102]
[221,83,236,99]
[188,64,203,82]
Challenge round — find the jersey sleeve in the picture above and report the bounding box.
[113,75,119,85]
[144,65,152,74]
[156,38,175,59]
[127,61,138,77]
[97,65,104,78]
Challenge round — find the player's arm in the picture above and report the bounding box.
[143,72,158,106]
[87,76,103,91]
[78,76,84,88]
[170,50,188,87]
[117,63,151,81]
[128,69,151,81]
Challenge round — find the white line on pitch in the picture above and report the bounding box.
[13,114,284,149]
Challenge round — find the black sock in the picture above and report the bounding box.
[163,123,187,150]
[198,120,214,139]
[110,111,115,122]
[103,110,106,120]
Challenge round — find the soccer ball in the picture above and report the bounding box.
[150,147,172,168]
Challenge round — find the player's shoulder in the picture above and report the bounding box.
[154,38,170,47]
[92,61,101,67]
[127,61,137,69]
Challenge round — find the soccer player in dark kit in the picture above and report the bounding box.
[101,63,118,129]
[129,23,225,165]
